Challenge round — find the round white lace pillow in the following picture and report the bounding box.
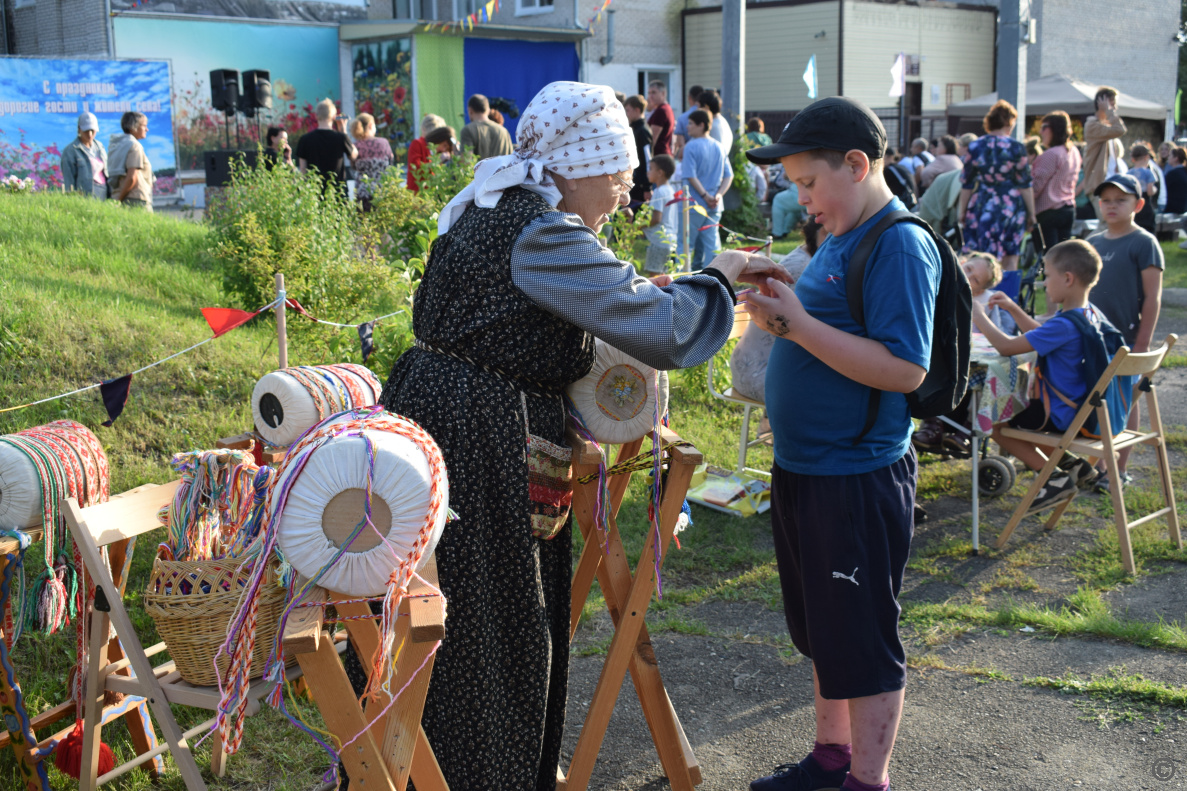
[566,339,669,444]
[274,419,448,596]
[0,446,40,529]
[252,364,382,448]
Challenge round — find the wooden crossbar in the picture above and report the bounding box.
[559,426,703,791]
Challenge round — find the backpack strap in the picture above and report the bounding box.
[846,209,918,445]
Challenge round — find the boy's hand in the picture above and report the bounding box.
[987,291,1014,310]
[740,278,809,340]
[649,274,674,287]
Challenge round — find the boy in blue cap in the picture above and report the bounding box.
[742,98,943,791]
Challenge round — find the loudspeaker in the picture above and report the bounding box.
[204,148,259,187]
[210,69,240,115]
[241,70,272,110]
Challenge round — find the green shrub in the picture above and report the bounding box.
[410,151,478,210]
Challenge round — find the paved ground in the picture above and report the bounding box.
[561,305,1187,791]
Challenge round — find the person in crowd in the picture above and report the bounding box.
[917,134,961,192]
[957,99,1036,276]
[1025,135,1043,160]
[350,113,394,211]
[682,109,734,270]
[425,126,461,161]
[697,89,733,155]
[881,147,917,209]
[748,159,768,203]
[1031,111,1082,252]
[1149,141,1169,212]
[743,96,941,791]
[263,126,293,169]
[407,113,445,191]
[1087,174,1164,490]
[488,108,505,127]
[109,111,153,211]
[61,112,108,199]
[643,154,679,273]
[1128,143,1159,234]
[902,136,934,190]
[972,240,1107,507]
[729,218,825,402]
[1165,146,1187,215]
[1080,86,1127,210]
[673,84,704,158]
[1158,140,1174,172]
[771,179,804,239]
[646,80,676,156]
[916,133,976,236]
[296,99,357,197]
[746,117,773,148]
[623,94,653,206]
[459,94,513,161]
[368,80,784,791]
[913,251,1009,454]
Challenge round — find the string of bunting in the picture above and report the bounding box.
[419,0,500,33]
[585,0,614,30]
[0,298,404,424]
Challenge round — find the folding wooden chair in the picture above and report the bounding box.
[995,334,1181,573]
[706,307,770,478]
[1,487,164,791]
[560,425,702,791]
[63,480,310,790]
[280,556,449,791]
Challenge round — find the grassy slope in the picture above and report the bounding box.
[0,194,778,789]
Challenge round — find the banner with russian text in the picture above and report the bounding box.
[0,57,176,194]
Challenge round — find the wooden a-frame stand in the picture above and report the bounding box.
[559,426,703,791]
[281,555,450,791]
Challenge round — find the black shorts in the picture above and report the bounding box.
[1007,399,1059,432]
[770,450,916,700]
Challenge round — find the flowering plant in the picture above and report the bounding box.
[2,174,35,193]
[0,128,63,190]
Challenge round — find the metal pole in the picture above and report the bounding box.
[995,0,1028,141]
[970,389,980,554]
[721,0,745,138]
[275,273,288,370]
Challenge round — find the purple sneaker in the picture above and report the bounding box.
[750,754,850,791]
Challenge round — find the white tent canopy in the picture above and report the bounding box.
[947,74,1167,121]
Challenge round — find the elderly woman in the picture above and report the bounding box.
[362,82,782,791]
[349,112,393,209]
[957,99,1035,271]
[108,111,153,211]
[407,113,445,191]
[60,112,108,198]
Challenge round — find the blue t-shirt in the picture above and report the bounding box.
[766,198,941,475]
[1025,308,1090,431]
[682,136,733,219]
[674,107,695,142]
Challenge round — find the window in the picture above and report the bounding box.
[452,0,477,17]
[516,0,553,17]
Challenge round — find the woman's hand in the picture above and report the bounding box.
[708,250,791,286]
[739,277,810,340]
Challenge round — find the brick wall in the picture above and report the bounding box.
[1029,0,1178,113]
[7,0,110,56]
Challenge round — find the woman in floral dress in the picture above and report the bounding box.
[957,99,1037,271]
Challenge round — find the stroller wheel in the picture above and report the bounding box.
[978,455,1016,498]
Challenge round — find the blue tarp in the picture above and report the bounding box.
[462,38,579,139]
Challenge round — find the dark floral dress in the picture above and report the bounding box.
[960,134,1032,258]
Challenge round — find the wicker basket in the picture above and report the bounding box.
[143,557,290,687]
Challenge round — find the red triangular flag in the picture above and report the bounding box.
[284,297,312,318]
[201,307,258,338]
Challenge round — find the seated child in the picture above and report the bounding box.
[728,218,825,401]
[643,154,679,274]
[972,239,1105,509]
[963,251,1012,333]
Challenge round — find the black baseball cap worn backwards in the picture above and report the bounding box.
[746,96,888,165]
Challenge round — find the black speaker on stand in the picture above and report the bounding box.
[239,70,272,146]
[210,69,240,148]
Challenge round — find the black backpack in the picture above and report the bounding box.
[884,163,917,209]
[847,210,972,444]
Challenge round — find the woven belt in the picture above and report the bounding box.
[413,339,560,396]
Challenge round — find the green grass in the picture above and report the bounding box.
[1160,237,1187,289]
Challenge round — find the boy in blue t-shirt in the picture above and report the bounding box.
[972,239,1104,507]
[742,98,941,791]
[683,109,734,270]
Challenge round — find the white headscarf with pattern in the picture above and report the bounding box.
[437,81,638,234]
